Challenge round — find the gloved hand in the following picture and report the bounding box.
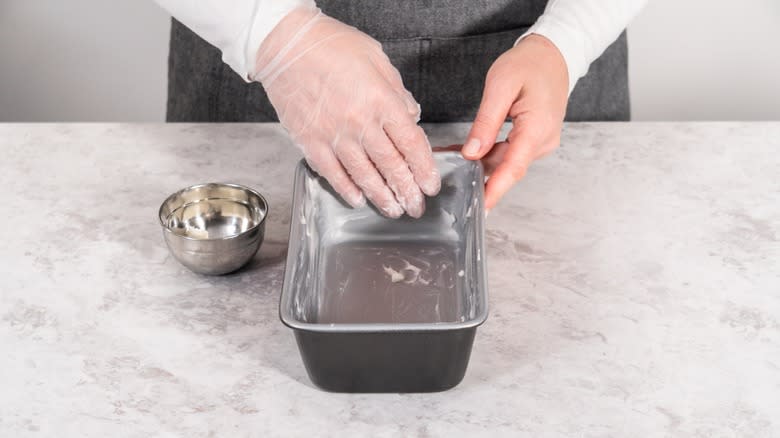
[252,6,440,218]
[461,34,569,211]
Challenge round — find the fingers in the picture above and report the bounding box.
[481,141,511,176]
[383,120,440,197]
[396,89,421,122]
[303,145,365,208]
[373,61,437,196]
[382,103,441,197]
[333,140,405,218]
[462,71,517,161]
[484,130,535,210]
[362,128,425,218]
[370,51,420,119]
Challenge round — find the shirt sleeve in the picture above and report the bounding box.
[517,0,649,94]
[154,0,315,81]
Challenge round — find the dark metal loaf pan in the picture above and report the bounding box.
[280,152,488,393]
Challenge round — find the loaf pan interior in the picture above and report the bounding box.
[280,152,487,332]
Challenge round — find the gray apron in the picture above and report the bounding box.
[167,0,630,123]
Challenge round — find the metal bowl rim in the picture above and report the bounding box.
[158,182,269,242]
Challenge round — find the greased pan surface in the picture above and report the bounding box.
[280,152,488,392]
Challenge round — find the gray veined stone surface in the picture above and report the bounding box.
[0,122,778,437]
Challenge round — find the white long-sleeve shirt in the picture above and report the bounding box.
[518,0,647,92]
[154,0,647,93]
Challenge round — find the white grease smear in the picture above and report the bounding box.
[382,259,432,285]
[440,209,457,228]
[383,265,405,283]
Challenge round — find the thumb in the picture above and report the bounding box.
[462,75,515,161]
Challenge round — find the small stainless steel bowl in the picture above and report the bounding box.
[158,183,268,275]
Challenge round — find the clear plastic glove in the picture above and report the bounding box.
[252,7,440,218]
[461,34,569,211]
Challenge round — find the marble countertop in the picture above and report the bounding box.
[1,122,778,437]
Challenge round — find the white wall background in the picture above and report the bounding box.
[1,0,778,122]
[0,0,169,122]
[628,0,780,120]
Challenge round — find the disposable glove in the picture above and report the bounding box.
[252,7,440,218]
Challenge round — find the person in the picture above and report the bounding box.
[155,0,647,217]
